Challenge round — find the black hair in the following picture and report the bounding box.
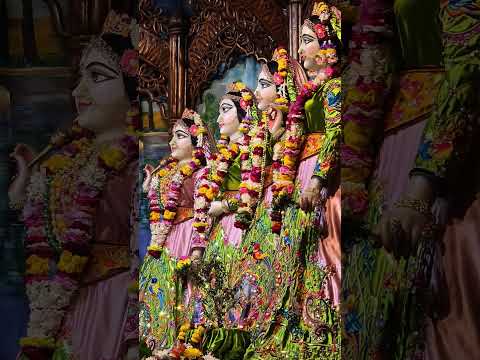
[176,117,207,166]
[224,90,246,120]
[100,33,138,102]
[177,117,198,147]
[267,60,278,75]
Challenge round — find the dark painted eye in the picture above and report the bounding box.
[91,71,113,83]
[260,80,273,89]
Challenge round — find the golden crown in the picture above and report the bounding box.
[312,2,330,17]
[101,10,133,38]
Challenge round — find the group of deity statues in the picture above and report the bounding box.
[6,0,480,359]
[139,3,342,359]
[140,0,480,359]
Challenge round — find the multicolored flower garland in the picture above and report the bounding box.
[234,86,271,230]
[341,1,392,219]
[192,82,252,246]
[146,110,207,258]
[20,114,138,358]
[270,80,323,233]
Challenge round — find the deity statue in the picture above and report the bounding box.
[139,109,211,358]
[8,10,140,360]
[247,2,343,359]
[236,47,308,346]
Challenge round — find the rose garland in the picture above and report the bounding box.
[267,48,305,234]
[234,87,270,230]
[192,82,252,246]
[20,115,138,358]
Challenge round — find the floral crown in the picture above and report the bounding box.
[304,2,341,67]
[181,108,207,148]
[80,10,139,78]
[305,2,341,42]
[223,81,254,111]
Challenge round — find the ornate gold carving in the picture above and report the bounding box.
[187,0,288,105]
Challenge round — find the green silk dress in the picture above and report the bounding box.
[246,77,342,360]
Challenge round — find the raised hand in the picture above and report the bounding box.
[142,164,154,193]
[267,107,284,139]
[8,143,37,209]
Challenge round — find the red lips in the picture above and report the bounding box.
[77,101,92,113]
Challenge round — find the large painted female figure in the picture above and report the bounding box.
[140,109,210,356]
[8,10,139,360]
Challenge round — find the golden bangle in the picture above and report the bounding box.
[394,198,431,216]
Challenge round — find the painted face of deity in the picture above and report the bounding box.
[217,98,240,137]
[73,47,130,133]
[169,122,193,162]
[298,24,321,72]
[255,64,277,111]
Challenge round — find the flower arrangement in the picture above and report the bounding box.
[120,49,139,77]
[341,0,392,219]
[192,138,241,245]
[146,110,207,257]
[20,117,138,355]
[168,323,206,359]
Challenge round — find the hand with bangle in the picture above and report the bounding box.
[373,174,437,259]
[190,247,204,274]
[300,176,328,212]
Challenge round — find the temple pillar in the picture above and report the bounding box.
[168,15,187,122]
[288,0,302,60]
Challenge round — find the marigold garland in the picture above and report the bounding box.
[269,64,338,233]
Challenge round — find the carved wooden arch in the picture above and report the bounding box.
[138,0,169,102]
[187,0,288,106]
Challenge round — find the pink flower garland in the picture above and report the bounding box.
[146,148,205,258]
[20,123,138,356]
[192,137,241,247]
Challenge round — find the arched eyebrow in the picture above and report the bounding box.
[85,61,120,76]
[302,34,316,41]
[259,78,274,85]
[220,102,233,110]
[175,129,189,137]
